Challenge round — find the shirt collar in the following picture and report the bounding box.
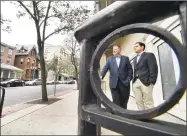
[115,56,121,58]
[137,51,144,56]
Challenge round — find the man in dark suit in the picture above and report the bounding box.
[101,45,133,109]
[133,42,158,110]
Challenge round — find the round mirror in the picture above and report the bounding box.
[90,23,187,119]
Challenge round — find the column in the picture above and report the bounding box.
[8,71,10,79]
[1,70,4,78]
[14,72,17,79]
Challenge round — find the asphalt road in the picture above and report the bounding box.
[2,84,77,107]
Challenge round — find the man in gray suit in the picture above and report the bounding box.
[101,45,133,109]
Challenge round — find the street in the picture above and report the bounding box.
[3,84,77,107]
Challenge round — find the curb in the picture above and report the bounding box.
[1,90,78,127]
[1,90,77,117]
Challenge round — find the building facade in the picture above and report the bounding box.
[1,42,16,65]
[44,43,74,81]
[14,45,40,81]
[44,44,70,62]
[0,42,23,81]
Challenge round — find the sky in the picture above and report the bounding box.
[1,1,95,47]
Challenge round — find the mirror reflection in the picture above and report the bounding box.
[99,32,182,111]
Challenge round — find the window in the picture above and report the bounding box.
[20,58,24,64]
[32,60,35,66]
[8,49,13,55]
[0,55,3,63]
[20,49,25,53]
[7,56,11,64]
[45,48,48,53]
[60,48,64,54]
[1,46,5,52]
[157,42,176,100]
[31,50,35,56]
[10,71,15,78]
[27,58,30,65]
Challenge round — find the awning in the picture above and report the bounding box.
[1,63,23,72]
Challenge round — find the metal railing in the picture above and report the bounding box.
[75,1,187,135]
[0,86,5,117]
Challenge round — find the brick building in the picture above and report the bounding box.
[14,45,40,80]
[0,42,23,81]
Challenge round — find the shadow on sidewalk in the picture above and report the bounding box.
[25,98,62,105]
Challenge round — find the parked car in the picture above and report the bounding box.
[0,79,25,87]
[47,80,55,85]
[58,80,68,84]
[25,79,42,86]
[47,80,60,85]
[67,80,75,84]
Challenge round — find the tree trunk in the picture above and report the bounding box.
[39,49,48,101]
[74,65,79,90]
[54,73,57,96]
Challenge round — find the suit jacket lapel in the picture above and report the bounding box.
[118,56,124,69]
[133,56,137,69]
[137,52,146,66]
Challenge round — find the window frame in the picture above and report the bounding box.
[1,46,5,53]
[7,56,12,64]
[8,48,13,55]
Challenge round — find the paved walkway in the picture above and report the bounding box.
[1,90,186,135]
[104,91,186,125]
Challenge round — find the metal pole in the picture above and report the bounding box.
[54,73,57,96]
[33,67,35,80]
[0,87,5,117]
[54,58,58,96]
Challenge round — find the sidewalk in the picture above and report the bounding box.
[1,90,118,135]
[104,91,186,125]
[1,90,186,135]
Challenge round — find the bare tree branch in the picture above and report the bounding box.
[42,1,51,45]
[36,0,42,5]
[75,48,80,53]
[35,1,40,21]
[32,1,38,21]
[39,15,53,27]
[32,1,42,48]
[17,1,35,20]
[44,27,65,41]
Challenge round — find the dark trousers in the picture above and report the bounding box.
[110,79,130,109]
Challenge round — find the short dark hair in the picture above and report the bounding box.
[135,42,146,50]
[113,45,121,49]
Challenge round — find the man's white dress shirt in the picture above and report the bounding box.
[115,56,121,68]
